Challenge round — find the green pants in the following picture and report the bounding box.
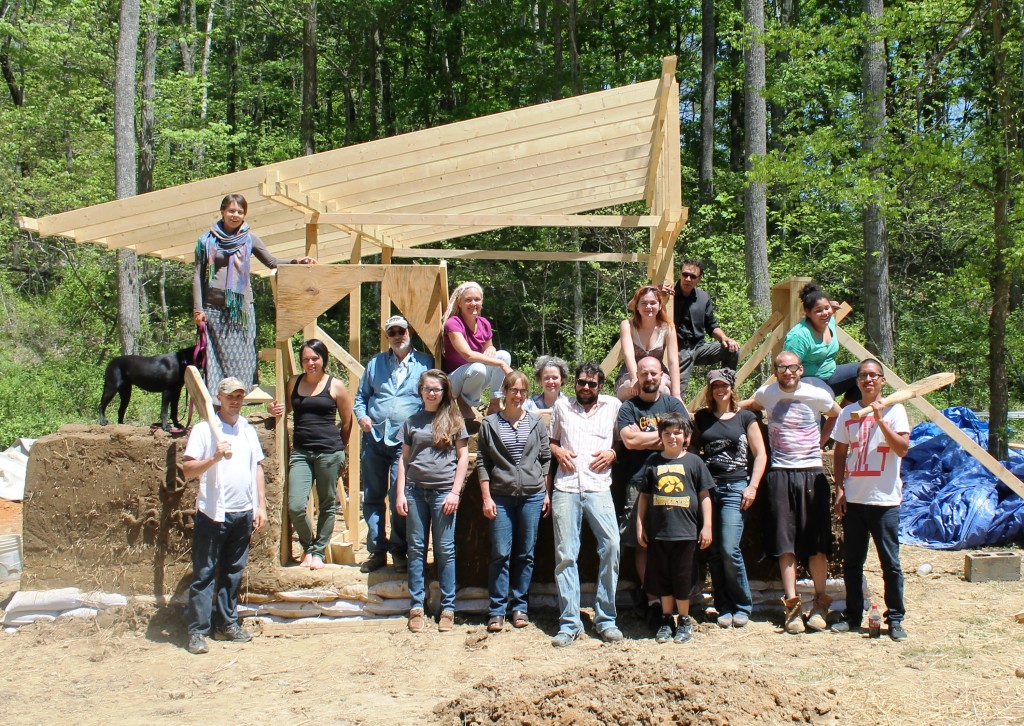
[288,449,346,558]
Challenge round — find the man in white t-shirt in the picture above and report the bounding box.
[830,359,910,641]
[182,377,267,655]
[745,351,841,634]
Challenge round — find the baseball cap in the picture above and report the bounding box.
[217,377,247,394]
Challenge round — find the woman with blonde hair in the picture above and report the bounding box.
[442,281,512,417]
[614,285,681,402]
[396,370,469,633]
[693,368,767,628]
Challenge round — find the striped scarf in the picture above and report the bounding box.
[195,220,253,327]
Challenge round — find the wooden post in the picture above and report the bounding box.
[302,220,319,341]
[273,345,290,565]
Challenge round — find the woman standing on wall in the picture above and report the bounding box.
[193,193,315,391]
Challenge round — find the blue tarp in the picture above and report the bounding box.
[899,406,1024,549]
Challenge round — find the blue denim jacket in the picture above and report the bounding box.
[353,348,434,448]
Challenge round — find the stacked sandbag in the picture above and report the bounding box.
[2,587,128,629]
[249,582,409,624]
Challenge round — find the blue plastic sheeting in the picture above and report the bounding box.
[900,406,1024,549]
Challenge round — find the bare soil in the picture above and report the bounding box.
[1,493,1021,726]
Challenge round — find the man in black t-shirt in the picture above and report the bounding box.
[670,259,740,396]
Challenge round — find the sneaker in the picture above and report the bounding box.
[732,612,749,628]
[599,626,624,643]
[830,621,853,633]
[806,593,832,632]
[392,553,408,574]
[360,551,387,573]
[655,617,674,643]
[674,615,693,644]
[438,609,455,632]
[889,623,908,641]
[187,633,209,654]
[213,623,252,642]
[551,631,577,648]
[716,612,733,629]
[408,607,426,633]
[782,596,806,634]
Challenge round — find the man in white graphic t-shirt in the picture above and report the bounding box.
[830,359,910,641]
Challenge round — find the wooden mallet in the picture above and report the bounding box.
[850,371,956,420]
[184,365,232,458]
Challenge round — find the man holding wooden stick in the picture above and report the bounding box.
[182,376,268,655]
[830,359,910,641]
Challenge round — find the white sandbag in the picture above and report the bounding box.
[5,588,84,617]
[363,597,412,615]
[237,603,260,618]
[337,582,370,601]
[258,601,322,619]
[4,612,59,626]
[454,598,489,614]
[276,588,338,602]
[57,607,98,620]
[368,580,409,600]
[314,599,366,616]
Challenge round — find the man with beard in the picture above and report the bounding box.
[354,315,433,573]
[744,351,841,634]
[617,356,690,622]
[671,259,740,396]
[548,362,623,647]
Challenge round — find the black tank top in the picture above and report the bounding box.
[291,374,345,453]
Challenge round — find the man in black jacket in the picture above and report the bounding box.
[672,259,740,397]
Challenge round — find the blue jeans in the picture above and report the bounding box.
[488,491,545,616]
[288,448,345,558]
[448,350,511,407]
[187,510,252,635]
[406,485,457,611]
[361,434,407,556]
[708,479,753,616]
[552,489,620,635]
[842,503,905,626]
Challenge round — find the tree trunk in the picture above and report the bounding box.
[177,0,196,74]
[743,0,770,316]
[862,0,894,363]
[728,40,743,172]
[115,0,141,356]
[567,0,580,95]
[224,0,239,171]
[1,0,24,107]
[301,0,317,155]
[138,0,157,195]
[698,0,715,203]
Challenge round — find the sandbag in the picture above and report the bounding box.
[315,599,366,616]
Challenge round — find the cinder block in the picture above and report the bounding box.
[964,551,1021,582]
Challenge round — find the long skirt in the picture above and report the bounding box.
[204,303,257,392]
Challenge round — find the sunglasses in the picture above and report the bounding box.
[680,272,700,280]
[774,364,801,374]
[386,328,407,337]
[575,379,600,389]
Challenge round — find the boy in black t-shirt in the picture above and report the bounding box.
[635,412,715,644]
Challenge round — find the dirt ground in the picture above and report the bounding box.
[1,499,1023,726]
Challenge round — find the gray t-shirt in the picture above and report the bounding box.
[401,410,469,489]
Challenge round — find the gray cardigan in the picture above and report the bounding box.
[475,412,551,497]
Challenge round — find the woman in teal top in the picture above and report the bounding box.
[783,282,861,403]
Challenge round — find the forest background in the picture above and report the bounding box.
[1,0,1022,455]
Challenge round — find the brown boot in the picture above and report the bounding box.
[782,596,805,634]
[408,607,425,633]
[438,609,455,632]
[806,593,832,632]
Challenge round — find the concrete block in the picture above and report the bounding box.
[964,551,1021,582]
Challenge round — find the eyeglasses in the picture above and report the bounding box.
[507,388,530,395]
[575,379,600,389]
[857,372,883,381]
[680,272,700,280]
[386,328,407,337]
[422,387,443,394]
[775,364,801,374]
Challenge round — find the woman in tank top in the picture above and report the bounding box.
[269,339,353,569]
[614,285,681,401]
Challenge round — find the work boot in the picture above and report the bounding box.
[782,596,805,634]
[407,607,426,633]
[360,551,387,573]
[806,593,832,632]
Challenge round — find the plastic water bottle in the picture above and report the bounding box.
[868,604,882,638]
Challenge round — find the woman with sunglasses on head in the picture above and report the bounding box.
[693,368,767,628]
[268,340,352,570]
[395,370,469,633]
[614,285,682,402]
[476,371,552,632]
[193,193,315,392]
[783,282,861,403]
[442,281,513,419]
[522,355,569,414]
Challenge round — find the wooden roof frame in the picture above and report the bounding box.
[18,57,685,280]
